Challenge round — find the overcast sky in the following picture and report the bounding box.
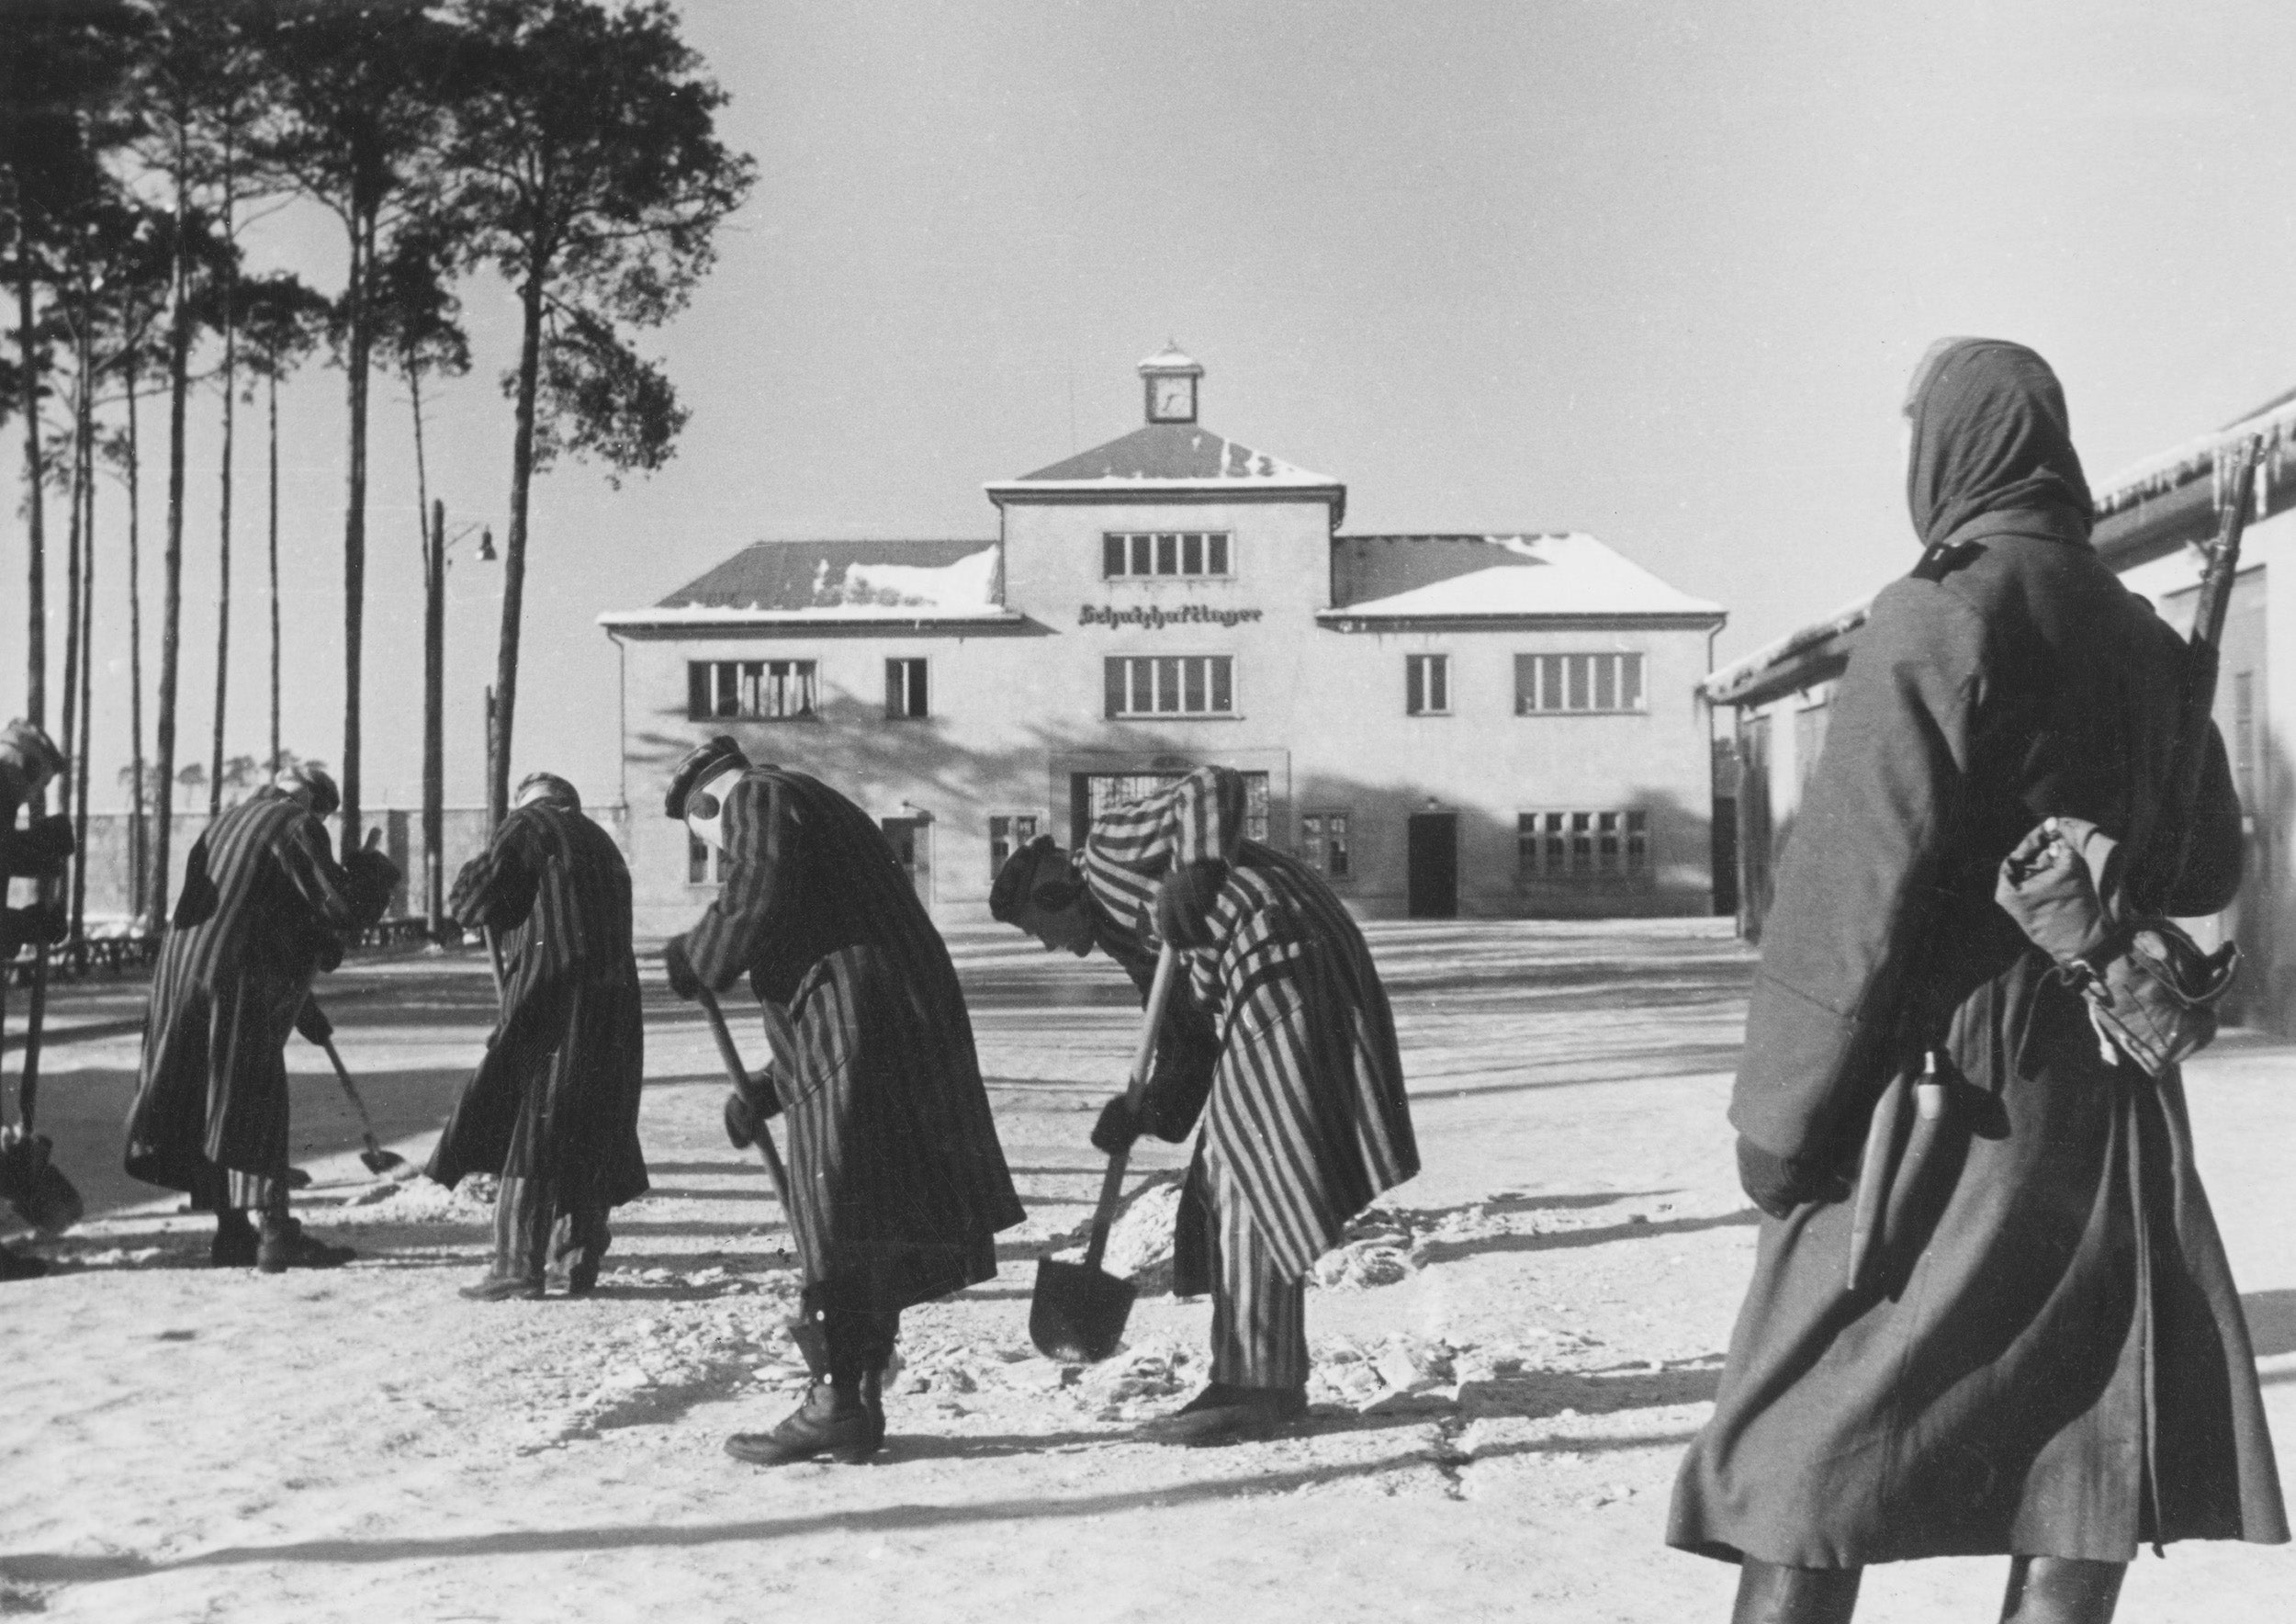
[12,0,2296,810]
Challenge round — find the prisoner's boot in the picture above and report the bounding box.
[458,1272,546,1302]
[1138,1382,1308,1448]
[724,1376,881,1467]
[1999,1557,2125,1624]
[256,1213,355,1273]
[209,1210,259,1269]
[1731,1560,1862,1624]
[0,1244,48,1281]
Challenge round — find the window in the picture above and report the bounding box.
[885,658,929,719]
[1300,811,1351,878]
[1513,652,1646,715]
[1101,531,1232,579]
[1104,655,1236,717]
[687,659,817,721]
[2234,671,2256,811]
[1080,771,1270,843]
[988,813,1040,872]
[1517,809,1649,880]
[1406,654,1449,716]
[687,833,725,886]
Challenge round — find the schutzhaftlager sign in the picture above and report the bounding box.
[1078,603,1265,629]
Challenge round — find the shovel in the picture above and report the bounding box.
[695,983,793,1212]
[1030,942,1179,1364]
[314,1032,411,1178]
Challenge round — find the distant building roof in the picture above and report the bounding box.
[2092,384,2296,569]
[1700,593,1873,708]
[1322,533,1724,626]
[988,423,1344,514]
[597,540,1019,628]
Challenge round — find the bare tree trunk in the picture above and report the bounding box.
[71,372,94,941]
[266,370,279,775]
[208,156,237,817]
[490,269,545,829]
[18,260,46,748]
[127,350,148,925]
[60,357,84,839]
[153,150,193,930]
[341,212,372,860]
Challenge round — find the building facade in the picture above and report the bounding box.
[602,348,1726,937]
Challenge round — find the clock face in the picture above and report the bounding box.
[1152,376,1195,421]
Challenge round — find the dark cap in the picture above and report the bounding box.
[665,736,750,820]
[0,720,66,782]
[989,833,1071,923]
[276,762,340,818]
[515,771,582,813]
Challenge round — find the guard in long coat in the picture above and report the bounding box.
[429,773,647,1300]
[124,769,398,1271]
[660,737,1023,1465]
[992,764,1418,1445]
[1669,340,2288,1624]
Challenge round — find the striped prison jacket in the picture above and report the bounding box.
[125,791,387,1195]
[426,800,648,1201]
[1080,766,1418,1280]
[675,767,1022,1305]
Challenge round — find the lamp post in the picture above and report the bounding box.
[423,498,494,938]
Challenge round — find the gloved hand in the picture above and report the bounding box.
[294,998,334,1046]
[1154,858,1231,951]
[1090,1092,1142,1156]
[2,814,74,878]
[723,1067,782,1147]
[662,935,702,1001]
[724,1090,756,1149]
[1736,1135,1848,1220]
[0,902,67,957]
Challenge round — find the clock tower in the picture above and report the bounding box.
[1140,341,1202,424]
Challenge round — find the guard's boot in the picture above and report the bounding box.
[0,1245,48,1280]
[1137,1382,1308,1447]
[1731,1560,1862,1624]
[724,1378,879,1467]
[210,1210,259,1269]
[256,1213,355,1273]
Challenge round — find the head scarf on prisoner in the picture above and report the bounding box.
[514,772,581,813]
[1903,336,2093,553]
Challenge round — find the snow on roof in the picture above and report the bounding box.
[2092,386,2296,517]
[598,540,1018,627]
[1139,342,1201,375]
[1700,592,1874,706]
[1322,533,1723,622]
[997,423,1337,491]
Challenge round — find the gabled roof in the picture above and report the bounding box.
[597,540,1019,628]
[987,423,1344,513]
[1322,533,1724,626]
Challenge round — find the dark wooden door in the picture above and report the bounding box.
[879,817,930,903]
[1406,813,1458,919]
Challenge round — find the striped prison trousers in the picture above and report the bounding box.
[491,1176,609,1286]
[1206,1161,1309,1390]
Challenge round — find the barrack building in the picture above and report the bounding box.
[602,348,1726,936]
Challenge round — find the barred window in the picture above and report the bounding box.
[2234,671,2256,810]
[687,833,725,886]
[885,658,929,719]
[1104,655,1236,717]
[1513,652,1646,715]
[1102,531,1232,579]
[988,813,1040,872]
[687,660,817,721]
[1300,811,1351,879]
[1083,771,1270,842]
[1517,808,1649,880]
[1405,654,1449,716]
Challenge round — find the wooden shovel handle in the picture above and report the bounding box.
[1082,942,1181,1274]
[696,983,793,1214]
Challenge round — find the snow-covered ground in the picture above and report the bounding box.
[3,920,2289,1622]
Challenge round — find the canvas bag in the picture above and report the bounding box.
[1995,816,2239,1077]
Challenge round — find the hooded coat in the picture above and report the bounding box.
[426,800,648,1207]
[1669,340,2289,1566]
[125,791,390,1201]
[673,766,1022,1310]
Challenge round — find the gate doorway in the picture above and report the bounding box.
[880,816,931,903]
[1406,813,1458,919]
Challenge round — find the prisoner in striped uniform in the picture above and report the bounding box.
[992,764,1418,1446]
[661,737,1024,1466]
[429,773,648,1301]
[124,770,398,1271]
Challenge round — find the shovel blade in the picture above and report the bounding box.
[1030,1256,1136,1364]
